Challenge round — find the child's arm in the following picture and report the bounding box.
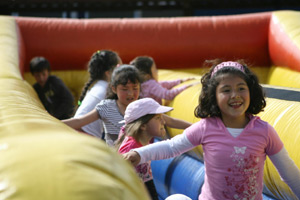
[269,147,300,199]
[162,114,192,129]
[62,109,99,130]
[160,78,196,89]
[123,133,195,166]
[148,80,194,101]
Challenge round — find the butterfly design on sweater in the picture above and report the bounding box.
[234,146,247,154]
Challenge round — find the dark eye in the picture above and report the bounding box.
[239,87,247,91]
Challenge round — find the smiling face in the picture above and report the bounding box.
[145,114,166,138]
[216,74,250,128]
[113,80,140,109]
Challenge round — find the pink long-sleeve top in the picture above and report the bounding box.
[140,79,190,104]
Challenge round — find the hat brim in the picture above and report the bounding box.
[149,106,173,115]
[119,105,173,124]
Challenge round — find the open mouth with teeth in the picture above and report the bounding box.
[229,102,243,109]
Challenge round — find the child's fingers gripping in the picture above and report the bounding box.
[123,151,141,167]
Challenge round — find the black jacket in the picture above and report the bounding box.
[33,75,74,120]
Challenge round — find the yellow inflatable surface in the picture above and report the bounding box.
[0,17,150,200]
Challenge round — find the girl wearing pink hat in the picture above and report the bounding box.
[116,98,174,200]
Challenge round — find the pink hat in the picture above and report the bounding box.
[120,98,173,124]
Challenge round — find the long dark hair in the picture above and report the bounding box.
[78,50,120,104]
[194,59,266,118]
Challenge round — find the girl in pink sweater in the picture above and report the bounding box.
[123,60,300,200]
[130,56,195,104]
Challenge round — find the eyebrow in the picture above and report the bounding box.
[120,84,139,88]
[237,82,247,86]
[219,82,247,88]
[238,82,247,86]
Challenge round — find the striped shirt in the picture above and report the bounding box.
[95,99,124,146]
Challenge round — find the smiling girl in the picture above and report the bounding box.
[63,65,141,146]
[123,60,300,200]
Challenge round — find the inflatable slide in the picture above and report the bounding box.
[0,17,150,200]
[1,10,300,200]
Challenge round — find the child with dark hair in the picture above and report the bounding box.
[74,50,122,138]
[124,60,300,200]
[30,56,74,120]
[63,65,142,146]
[130,56,195,104]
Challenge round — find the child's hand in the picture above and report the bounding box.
[186,82,200,88]
[181,77,196,83]
[123,151,141,167]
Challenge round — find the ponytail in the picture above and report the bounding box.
[78,50,120,104]
[78,78,95,106]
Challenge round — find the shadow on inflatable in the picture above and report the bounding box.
[1,10,300,200]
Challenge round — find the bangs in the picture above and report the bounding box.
[117,72,140,85]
